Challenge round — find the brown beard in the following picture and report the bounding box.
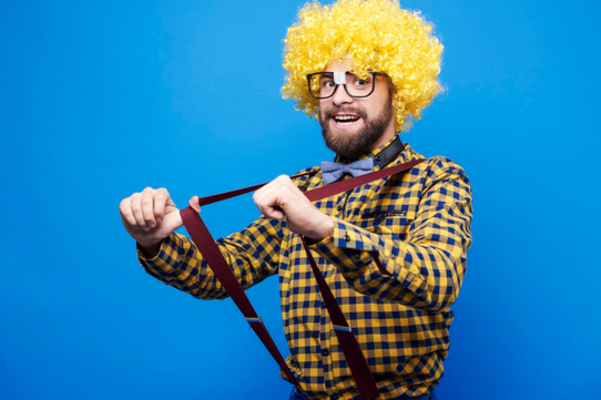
[319,102,394,159]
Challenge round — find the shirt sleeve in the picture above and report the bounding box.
[138,215,283,300]
[308,158,473,312]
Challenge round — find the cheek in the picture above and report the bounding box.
[318,101,330,120]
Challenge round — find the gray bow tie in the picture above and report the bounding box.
[320,159,374,185]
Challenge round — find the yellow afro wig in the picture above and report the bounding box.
[282,0,444,132]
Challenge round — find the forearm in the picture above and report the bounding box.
[139,233,231,300]
[310,160,473,311]
[312,215,468,310]
[139,216,282,300]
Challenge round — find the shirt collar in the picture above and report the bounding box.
[334,135,405,170]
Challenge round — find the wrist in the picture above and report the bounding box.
[137,239,163,259]
[306,214,334,242]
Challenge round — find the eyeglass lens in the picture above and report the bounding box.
[309,72,375,99]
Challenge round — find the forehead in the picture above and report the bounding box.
[324,58,353,72]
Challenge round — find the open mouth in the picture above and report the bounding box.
[333,114,361,126]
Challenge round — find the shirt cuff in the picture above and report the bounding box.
[137,234,190,281]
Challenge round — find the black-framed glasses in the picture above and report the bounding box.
[306,71,385,100]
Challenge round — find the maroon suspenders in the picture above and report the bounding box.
[179,159,424,400]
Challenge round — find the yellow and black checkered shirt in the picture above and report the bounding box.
[139,139,473,400]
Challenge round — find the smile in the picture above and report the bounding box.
[333,114,361,126]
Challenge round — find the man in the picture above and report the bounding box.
[120,1,472,399]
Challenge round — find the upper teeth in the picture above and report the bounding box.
[336,115,357,121]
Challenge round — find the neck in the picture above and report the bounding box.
[363,118,397,155]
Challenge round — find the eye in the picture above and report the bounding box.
[320,79,335,88]
[349,74,371,87]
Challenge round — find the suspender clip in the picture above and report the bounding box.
[333,324,352,332]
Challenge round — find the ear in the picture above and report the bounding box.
[387,77,396,97]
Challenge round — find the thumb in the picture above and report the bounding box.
[156,206,184,236]
[188,196,202,214]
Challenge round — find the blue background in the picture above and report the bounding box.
[1,0,600,399]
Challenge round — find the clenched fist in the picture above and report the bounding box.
[120,187,200,257]
[252,175,333,241]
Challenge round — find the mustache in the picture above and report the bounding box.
[323,107,368,120]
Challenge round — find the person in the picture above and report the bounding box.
[119,0,473,399]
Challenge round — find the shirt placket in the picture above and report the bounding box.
[318,190,351,398]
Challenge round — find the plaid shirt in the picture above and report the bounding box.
[139,138,473,400]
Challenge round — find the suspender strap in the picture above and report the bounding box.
[301,236,379,400]
[303,159,424,202]
[196,170,316,207]
[179,158,424,399]
[180,207,299,386]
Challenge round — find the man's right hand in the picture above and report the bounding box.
[120,187,184,258]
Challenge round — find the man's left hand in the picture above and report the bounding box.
[253,175,334,241]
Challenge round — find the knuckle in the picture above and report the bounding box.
[120,208,131,219]
[276,174,290,183]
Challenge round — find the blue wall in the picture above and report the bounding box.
[1,1,599,399]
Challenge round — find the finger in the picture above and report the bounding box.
[188,196,201,214]
[129,192,146,228]
[119,197,139,229]
[266,176,302,208]
[253,175,286,205]
[253,189,287,220]
[256,200,285,220]
[154,188,170,223]
[254,174,289,198]
[260,206,285,220]
[268,205,285,220]
[140,187,157,229]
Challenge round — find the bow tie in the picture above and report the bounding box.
[320,159,374,185]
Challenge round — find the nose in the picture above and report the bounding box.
[331,84,354,106]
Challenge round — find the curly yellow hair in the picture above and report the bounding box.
[282,0,444,132]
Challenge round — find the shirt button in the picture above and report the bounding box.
[376,214,386,223]
[344,234,351,242]
[353,251,361,259]
[322,349,330,357]
[336,205,342,212]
